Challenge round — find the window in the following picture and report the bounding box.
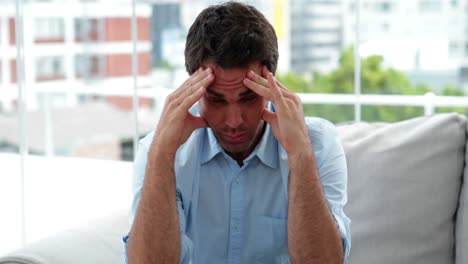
[419,0,441,12]
[74,18,103,42]
[382,22,390,32]
[451,0,458,8]
[377,1,392,12]
[75,54,105,79]
[449,41,459,56]
[34,18,64,41]
[35,56,65,80]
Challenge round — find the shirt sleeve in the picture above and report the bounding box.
[122,132,194,264]
[311,119,351,264]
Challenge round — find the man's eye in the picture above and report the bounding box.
[242,96,257,102]
[208,97,225,104]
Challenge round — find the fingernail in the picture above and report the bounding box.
[205,68,212,73]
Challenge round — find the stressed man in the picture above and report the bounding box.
[124,2,350,263]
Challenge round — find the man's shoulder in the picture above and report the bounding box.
[139,131,155,148]
[303,117,340,158]
[304,117,337,137]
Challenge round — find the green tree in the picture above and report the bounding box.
[277,46,466,123]
[436,84,468,115]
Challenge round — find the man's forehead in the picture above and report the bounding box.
[206,87,254,97]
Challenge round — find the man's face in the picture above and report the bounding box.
[199,62,268,162]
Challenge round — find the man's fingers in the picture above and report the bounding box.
[266,71,287,108]
[171,68,211,99]
[243,77,271,100]
[180,71,213,99]
[261,109,279,136]
[180,85,207,111]
[261,65,270,79]
[244,69,299,109]
[261,108,275,124]
[247,69,269,88]
[275,81,301,106]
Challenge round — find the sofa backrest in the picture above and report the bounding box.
[337,113,467,264]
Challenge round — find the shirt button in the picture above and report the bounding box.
[235,178,240,184]
[333,207,340,214]
[233,224,238,232]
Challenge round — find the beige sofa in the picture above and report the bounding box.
[0,113,466,264]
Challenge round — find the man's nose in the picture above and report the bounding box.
[225,104,243,128]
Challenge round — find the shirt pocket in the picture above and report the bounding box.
[253,216,290,264]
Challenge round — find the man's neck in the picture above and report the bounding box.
[226,121,267,167]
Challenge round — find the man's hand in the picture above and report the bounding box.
[153,67,214,157]
[128,68,213,263]
[243,66,311,157]
[245,66,344,263]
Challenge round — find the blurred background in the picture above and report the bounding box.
[1,0,467,255]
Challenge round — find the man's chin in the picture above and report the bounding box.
[220,142,250,156]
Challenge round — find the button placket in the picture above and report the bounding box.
[228,171,244,264]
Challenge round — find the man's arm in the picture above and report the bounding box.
[244,66,344,263]
[127,67,213,264]
[127,151,180,263]
[287,147,343,263]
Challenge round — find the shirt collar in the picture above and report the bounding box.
[201,128,224,164]
[200,103,278,169]
[251,122,277,169]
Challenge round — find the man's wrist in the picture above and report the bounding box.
[149,140,177,165]
[287,144,315,170]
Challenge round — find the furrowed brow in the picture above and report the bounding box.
[239,89,256,97]
[206,88,225,98]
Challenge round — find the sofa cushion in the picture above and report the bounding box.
[0,211,128,264]
[456,121,468,264]
[337,113,467,264]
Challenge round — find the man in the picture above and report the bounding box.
[124,2,350,263]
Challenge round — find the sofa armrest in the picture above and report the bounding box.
[0,211,128,264]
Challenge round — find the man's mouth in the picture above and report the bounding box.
[221,132,248,144]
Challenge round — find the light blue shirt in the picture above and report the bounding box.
[123,104,351,264]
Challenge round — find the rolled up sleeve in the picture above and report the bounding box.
[311,119,351,263]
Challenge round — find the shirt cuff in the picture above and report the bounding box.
[122,234,129,264]
[330,205,351,264]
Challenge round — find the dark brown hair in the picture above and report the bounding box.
[184,1,279,74]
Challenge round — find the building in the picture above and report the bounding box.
[290,0,343,74]
[151,2,182,68]
[0,1,153,112]
[341,0,467,91]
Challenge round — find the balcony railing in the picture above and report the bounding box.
[27,85,468,113]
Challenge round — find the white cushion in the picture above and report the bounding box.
[337,113,466,264]
[0,211,128,264]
